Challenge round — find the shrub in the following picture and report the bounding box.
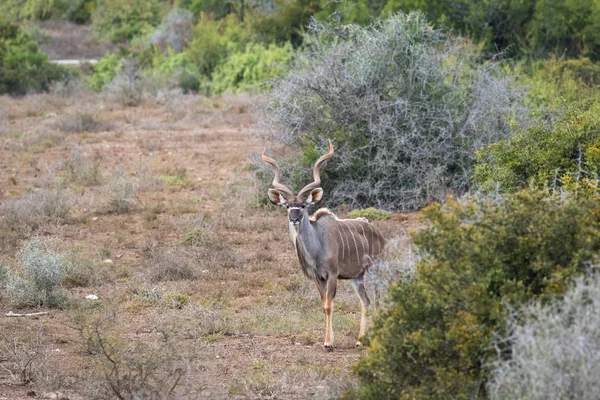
[364,234,417,310]
[352,189,600,399]
[488,272,600,400]
[473,101,600,194]
[0,329,49,384]
[105,169,137,214]
[347,207,392,221]
[5,238,71,308]
[383,0,600,58]
[84,316,188,399]
[211,42,293,94]
[250,0,324,47]
[55,112,109,134]
[59,146,102,186]
[150,8,194,54]
[144,248,199,282]
[92,0,163,43]
[106,57,144,106]
[0,18,68,95]
[185,13,250,78]
[1,184,70,234]
[259,12,523,210]
[519,56,600,117]
[179,216,213,247]
[0,0,68,21]
[530,0,600,58]
[87,53,122,92]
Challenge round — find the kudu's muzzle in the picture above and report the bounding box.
[288,207,304,225]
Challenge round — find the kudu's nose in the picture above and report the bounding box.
[290,216,300,224]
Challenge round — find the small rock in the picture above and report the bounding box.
[92,217,98,221]
[86,294,99,300]
[103,259,113,264]
[45,113,57,118]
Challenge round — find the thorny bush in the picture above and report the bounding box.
[257,12,524,210]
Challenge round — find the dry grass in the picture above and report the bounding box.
[0,184,71,234]
[54,112,113,134]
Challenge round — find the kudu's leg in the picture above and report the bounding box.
[351,277,371,346]
[317,276,337,351]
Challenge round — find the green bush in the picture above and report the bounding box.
[250,0,323,47]
[0,0,95,22]
[185,13,250,78]
[352,189,600,399]
[530,0,600,58]
[211,42,292,93]
[519,57,600,115]
[92,0,163,43]
[0,0,66,21]
[383,0,600,58]
[347,207,392,221]
[87,53,122,91]
[0,19,68,95]
[473,101,600,194]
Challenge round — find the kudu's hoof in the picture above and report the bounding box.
[324,345,334,352]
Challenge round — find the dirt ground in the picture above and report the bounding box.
[0,92,417,399]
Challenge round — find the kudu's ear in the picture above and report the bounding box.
[306,188,323,204]
[268,189,288,206]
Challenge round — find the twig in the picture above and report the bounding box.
[6,311,49,318]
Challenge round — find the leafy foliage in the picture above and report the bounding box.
[520,56,600,115]
[185,13,250,77]
[92,0,164,43]
[488,272,600,400]
[0,0,95,22]
[211,42,292,93]
[87,53,122,91]
[0,18,67,95]
[383,0,600,58]
[352,189,600,399]
[473,101,600,194]
[260,12,522,210]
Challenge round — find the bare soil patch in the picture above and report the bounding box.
[0,92,416,399]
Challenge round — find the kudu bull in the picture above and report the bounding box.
[262,140,385,350]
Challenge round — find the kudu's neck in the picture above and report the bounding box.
[297,209,323,254]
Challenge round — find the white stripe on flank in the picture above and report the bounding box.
[343,221,361,263]
[334,222,346,260]
[357,223,368,257]
[369,224,374,256]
